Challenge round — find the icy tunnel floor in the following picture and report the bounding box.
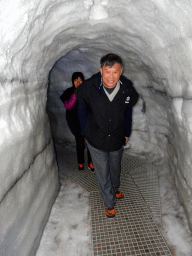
[36,141,187,256]
[55,142,173,256]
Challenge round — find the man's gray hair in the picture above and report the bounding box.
[100,53,123,68]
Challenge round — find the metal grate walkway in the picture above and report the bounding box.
[56,143,172,256]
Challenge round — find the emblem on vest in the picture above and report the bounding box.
[125,96,130,103]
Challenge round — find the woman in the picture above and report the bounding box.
[60,72,94,172]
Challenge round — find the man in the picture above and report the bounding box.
[75,53,139,218]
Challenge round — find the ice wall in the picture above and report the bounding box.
[0,1,61,255]
[1,0,192,255]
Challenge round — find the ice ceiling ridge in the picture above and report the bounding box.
[2,0,192,101]
[0,78,31,84]
[171,96,192,100]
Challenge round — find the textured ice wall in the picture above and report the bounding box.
[1,0,192,255]
[0,1,61,255]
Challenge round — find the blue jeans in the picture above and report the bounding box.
[86,141,123,208]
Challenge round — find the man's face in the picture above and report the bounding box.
[100,63,123,88]
[74,77,83,88]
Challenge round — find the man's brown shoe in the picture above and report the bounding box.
[105,207,115,218]
[115,191,124,199]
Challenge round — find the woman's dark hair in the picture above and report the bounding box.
[72,72,84,86]
[100,53,123,68]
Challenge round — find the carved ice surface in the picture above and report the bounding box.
[89,0,108,20]
[1,0,192,255]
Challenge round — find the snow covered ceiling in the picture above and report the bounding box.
[1,0,191,95]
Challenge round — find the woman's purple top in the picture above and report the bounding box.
[64,93,77,110]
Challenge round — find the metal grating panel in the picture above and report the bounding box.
[90,175,172,256]
[121,154,161,225]
[67,168,99,192]
[56,143,172,256]
[57,144,99,191]
[121,153,147,173]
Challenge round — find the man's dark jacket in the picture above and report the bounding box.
[75,72,139,151]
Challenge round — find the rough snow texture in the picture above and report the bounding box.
[1,0,192,255]
[36,177,92,256]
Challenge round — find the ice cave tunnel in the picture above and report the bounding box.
[1,0,192,255]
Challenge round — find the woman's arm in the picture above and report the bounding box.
[64,93,77,110]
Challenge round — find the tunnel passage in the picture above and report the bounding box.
[47,47,171,159]
[1,0,192,255]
